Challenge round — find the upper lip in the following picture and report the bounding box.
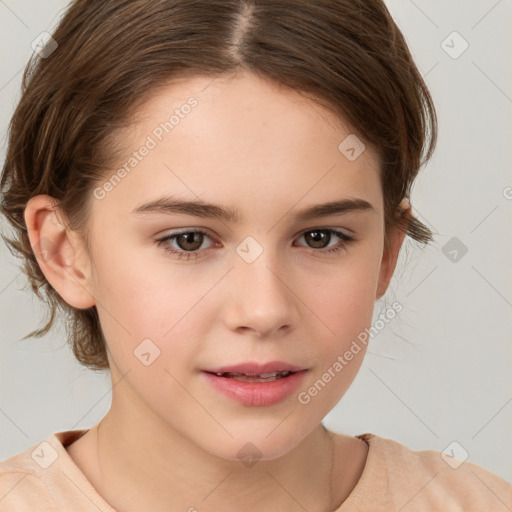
[203,361,307,375]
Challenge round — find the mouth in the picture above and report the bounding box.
[201,365,309,407]
[204,370,297,382]
[201,361,307,382]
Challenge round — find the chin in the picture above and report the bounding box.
[202,422,314,463]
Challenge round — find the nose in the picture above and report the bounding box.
[223,248,300,338]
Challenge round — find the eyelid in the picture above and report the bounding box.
[156,226,355,257]
[157,225,353,242]
[292,225,354,239]
[293,227,354,248]
[169,228,218,244]
[157,227,217,241]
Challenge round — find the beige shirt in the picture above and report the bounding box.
[1,430,511,511]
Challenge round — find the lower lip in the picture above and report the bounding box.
[201,370,308,407]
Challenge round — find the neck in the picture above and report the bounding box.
[91,409,336,512]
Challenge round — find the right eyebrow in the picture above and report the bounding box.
[131,196,240,223]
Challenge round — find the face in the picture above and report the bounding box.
[67,72,399,460]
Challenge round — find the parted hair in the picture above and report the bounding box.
[1,0,437,370]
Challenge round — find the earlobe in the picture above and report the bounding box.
[375,200,410,300]
[24,195,96,309]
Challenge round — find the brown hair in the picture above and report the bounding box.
[0,0,437,371]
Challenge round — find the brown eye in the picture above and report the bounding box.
[303,230,332,249]
[174,231,205,251]
[295,228,354,255]
[157,229,215,258]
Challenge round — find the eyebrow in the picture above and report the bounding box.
[131,195,375,222]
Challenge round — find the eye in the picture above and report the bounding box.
[294,228,354,255]
[156,229,217,261]
[156,227,355,261]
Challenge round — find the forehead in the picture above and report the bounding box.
[132,71,366,152]
[93,71,382,220]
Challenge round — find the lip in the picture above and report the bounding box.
[203,361,306,375]
[202,369,308,407]
[201,361,309,407]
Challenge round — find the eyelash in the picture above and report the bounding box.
[156,228,355,261]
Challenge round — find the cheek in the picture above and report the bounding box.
[309,245,383,343]
[299,240,383,403]
[295,263,379,411]
[89,242,220,372]
[88,233,183,328]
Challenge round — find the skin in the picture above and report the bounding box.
[25,71,409,512]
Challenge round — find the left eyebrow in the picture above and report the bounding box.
[293,197,375,222]
[131,195,375,223]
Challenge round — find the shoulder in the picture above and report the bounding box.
[344,433,512,512]
[0,430,89,511]
[0,441,58,510]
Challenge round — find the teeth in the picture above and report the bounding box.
[213,371,293,380]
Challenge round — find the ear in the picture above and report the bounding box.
[24,195,96,309]
[375,199,410,300]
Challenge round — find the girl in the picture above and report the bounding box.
[1,1,511,510]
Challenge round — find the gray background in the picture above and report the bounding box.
[1,0,511,483]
